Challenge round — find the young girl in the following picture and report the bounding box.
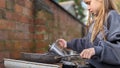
[57,0,120,68]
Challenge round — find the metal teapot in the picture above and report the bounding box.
[49,42,68,56]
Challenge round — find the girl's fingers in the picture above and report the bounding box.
[56,39,67,48]
[80,49,87,58]
[80,50,84,57]
[80,48,94,59]
[85,50,91,59]
[87,50,92,59]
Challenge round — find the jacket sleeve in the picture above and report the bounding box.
[94,10,120,65]
[67,34,93,53]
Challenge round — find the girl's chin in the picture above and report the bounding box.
[91,13,96,16]
[93,13,98,16]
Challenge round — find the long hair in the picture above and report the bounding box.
[87,0,118,42]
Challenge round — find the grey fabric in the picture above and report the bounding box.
[67,10,120,68]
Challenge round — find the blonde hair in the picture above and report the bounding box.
[86,0,118,42]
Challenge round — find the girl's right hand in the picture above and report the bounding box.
[56,39,67,48]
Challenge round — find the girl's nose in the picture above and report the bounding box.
[88,6,91,12]
[88,6,92,12]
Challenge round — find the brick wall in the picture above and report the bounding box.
[0,0,34,67]
[0,0,84,67]
[34,0,84,52]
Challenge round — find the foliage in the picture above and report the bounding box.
[57,0,85,22]
[74,0,85,22]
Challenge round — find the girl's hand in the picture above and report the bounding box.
[80,48,95,59]
[56,39,67,48]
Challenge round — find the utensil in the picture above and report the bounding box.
[49,42,68,56]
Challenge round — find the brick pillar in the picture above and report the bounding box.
[34,0,54,53]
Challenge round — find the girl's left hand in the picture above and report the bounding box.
[80,48,95,59]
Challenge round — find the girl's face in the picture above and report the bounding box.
[84,0,102,16]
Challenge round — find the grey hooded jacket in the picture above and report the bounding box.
[67,10,120,68]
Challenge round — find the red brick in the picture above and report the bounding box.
[27,41,35,52]
[35,49,46,53]
[15,23,25,31]
[10,51,21,59]
[0,19,8,30]
[16,0,25,6]
[13,40,31,52]
[28,9,33,17]
[35,41,48,48]
[23,33,31,40]
[14,41,26,51]
[29,24,34,33]
[21,33,29,39]
[23,7,33,17]
[0,52,10,61]
[20,15,29,23]
[6,11,13,20]
[1,51,10,58]
[6,12,21,21]
[14,32,24,40]
[35,19,46,25]
[0,31,8,40]
[14,4,23,14]
[7,31,16,40]
[29,18,34,24]
[25,0,33,9]
[13,13,21,21]
[5,40,14,51]
[7,21,16,30]
[0,41,5,51]
[0,0,6,8]
[36,26,46,32]
[20,41,31,50]
[29,34,34,39]
[8,32,29,40]
[34,34,44,40]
